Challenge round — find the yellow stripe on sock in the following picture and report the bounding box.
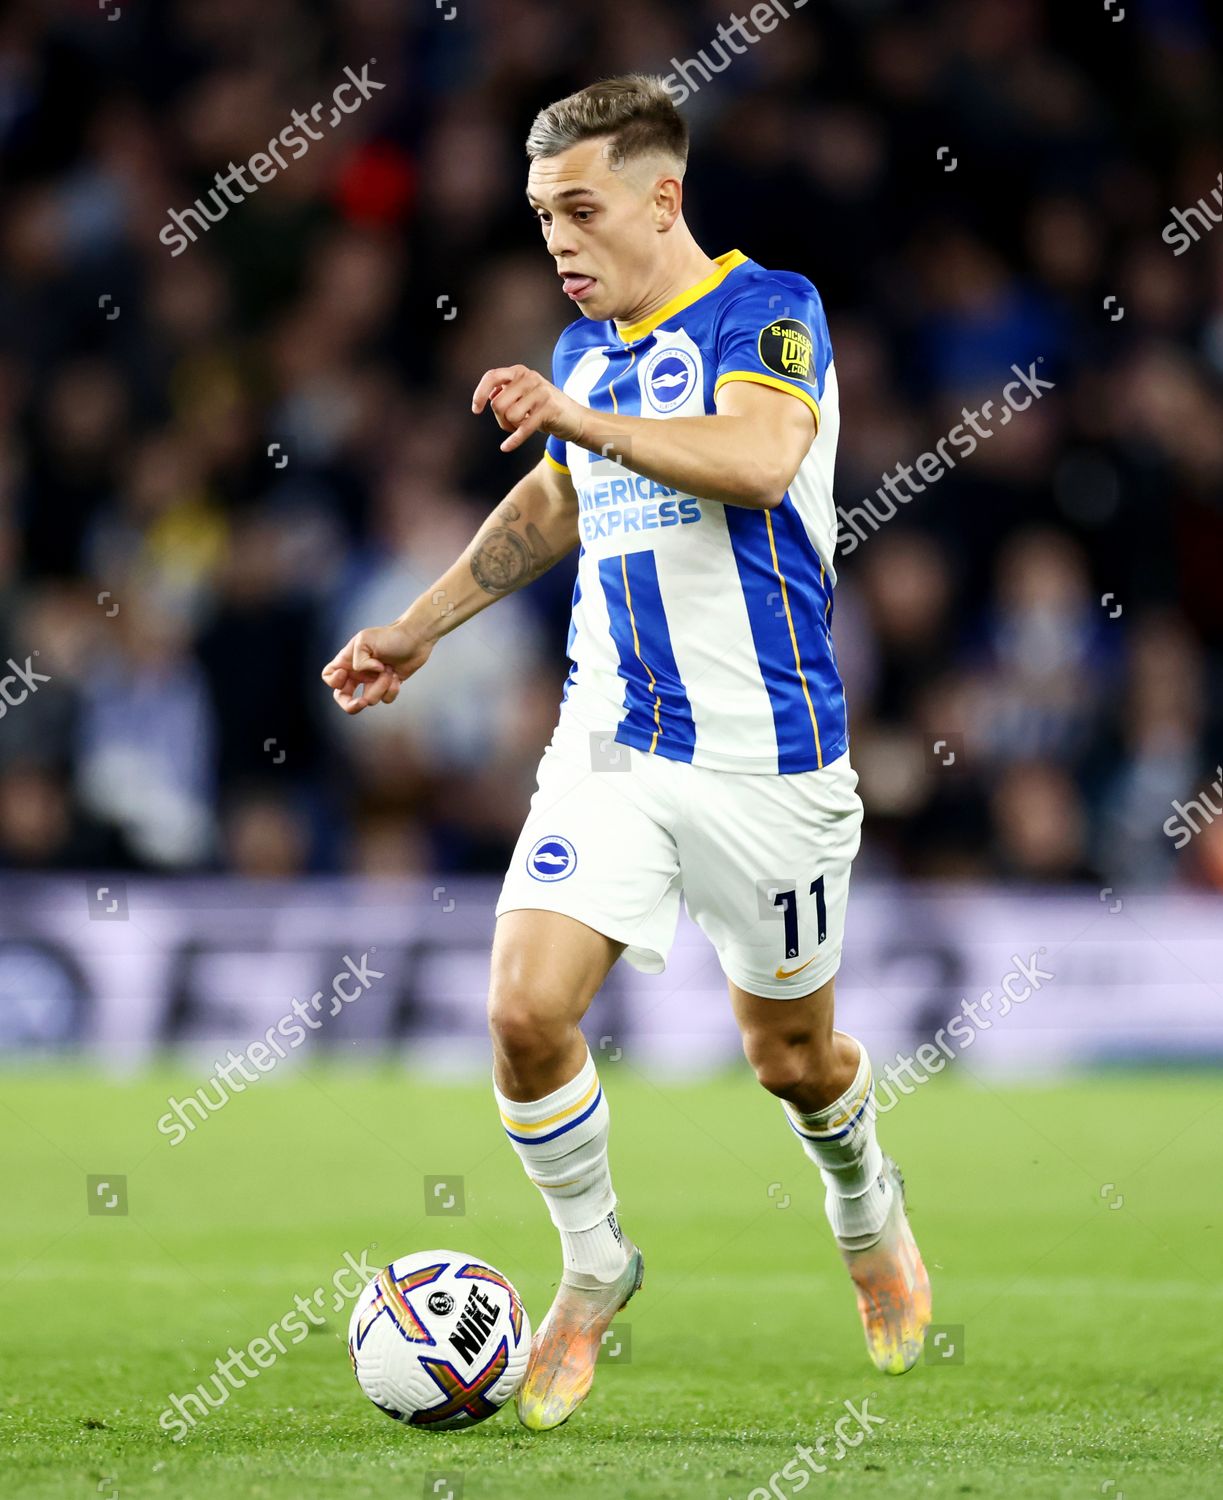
[787,1064,873,1136]
[499,1075,599,1134]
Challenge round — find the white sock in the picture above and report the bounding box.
[782,1039,894,1249]
[494,1047,630,1284]
[558,1210,629,1284]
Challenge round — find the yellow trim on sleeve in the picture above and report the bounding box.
[714,370,821,432]
[544,451,570,474]
[615,249,748,344]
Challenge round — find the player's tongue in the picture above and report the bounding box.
[562,273,597,300]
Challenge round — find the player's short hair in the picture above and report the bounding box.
[526,74,688,172]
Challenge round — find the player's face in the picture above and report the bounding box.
[527,137,672,323]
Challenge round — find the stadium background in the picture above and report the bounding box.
[1,0,1220,894]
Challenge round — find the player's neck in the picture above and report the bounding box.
[614,234,720,336]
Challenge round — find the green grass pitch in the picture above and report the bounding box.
[2,1062,1219,1498]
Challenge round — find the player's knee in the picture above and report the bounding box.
[752,1050,810,1100]
[746,1032,839,1104]
[486,979,571,1070]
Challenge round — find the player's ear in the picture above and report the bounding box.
[653,172,683,232]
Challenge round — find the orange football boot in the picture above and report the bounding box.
[840,1156,931,1373]
[516,1243,644,1431]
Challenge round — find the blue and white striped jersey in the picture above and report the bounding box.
[545,249,847,775]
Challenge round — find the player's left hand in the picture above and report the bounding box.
[472,365,587,454]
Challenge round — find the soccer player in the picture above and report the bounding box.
[322,74,931,1430]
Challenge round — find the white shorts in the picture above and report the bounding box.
[495,716,864,1000]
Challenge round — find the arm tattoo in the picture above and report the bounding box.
[470,501,555,595]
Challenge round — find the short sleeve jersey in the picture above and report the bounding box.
[546,248,846,774]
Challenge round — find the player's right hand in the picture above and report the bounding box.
[321,622,433,715]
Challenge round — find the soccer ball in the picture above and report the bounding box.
[347,1249,531,1429]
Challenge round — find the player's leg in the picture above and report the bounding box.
[489,907,634,1281]
[489,913,646,1433]
[730,974,881,1241]
[491,725,682,1429]
[729,976,931,1373]
[676,751,930,1373]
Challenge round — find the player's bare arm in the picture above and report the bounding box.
[320,456,577,715]
[472,363,814,509]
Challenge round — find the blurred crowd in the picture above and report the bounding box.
[0,0,1220,889]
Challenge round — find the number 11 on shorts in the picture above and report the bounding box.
[773,876,827,961]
